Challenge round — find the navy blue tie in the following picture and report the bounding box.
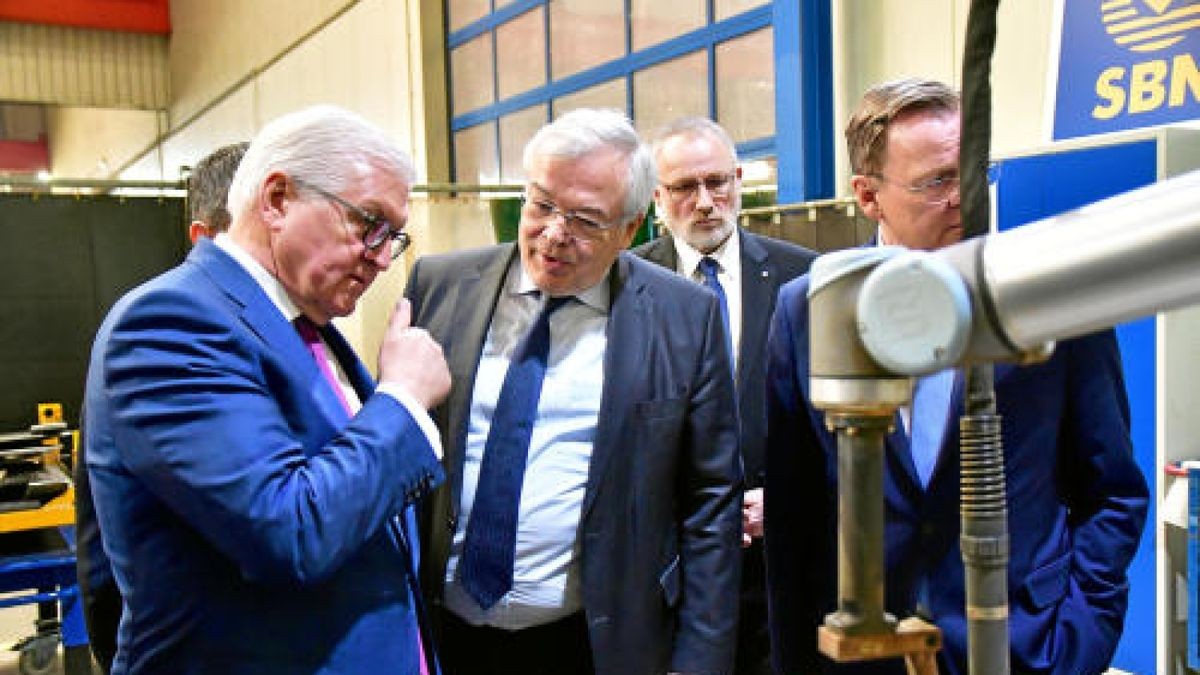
[699,257,733,361]
[459,294,569,609]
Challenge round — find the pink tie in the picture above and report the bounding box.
[293,316,354,415]
[293,316,431,675]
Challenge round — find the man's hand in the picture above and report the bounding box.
[742,487,764,547]
[378,297,450,409]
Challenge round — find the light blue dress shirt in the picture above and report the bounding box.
[444,260,609,629]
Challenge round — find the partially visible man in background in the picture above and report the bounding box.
[634,117,814,675]
[84,105,449,674]
[185,141,250,243]
[764,77,1148,674]
[75,139,248,674]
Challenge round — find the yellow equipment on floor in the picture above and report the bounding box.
[0,404,75,534]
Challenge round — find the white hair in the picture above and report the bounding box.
[226,105,416,221]
[522,108,655,222]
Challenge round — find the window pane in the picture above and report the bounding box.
[715,0,768,22]
[496,7,546,101]
[499,104,548,182]
[550,0,624,80]
[448,0,490,32]
[630,0,704,51]
[454,122,499,184]
[632,50,708,136]
[554,78,627,118]
[451,33,494,116]
[716,27,774,143]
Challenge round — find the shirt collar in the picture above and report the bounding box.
[213,233,304,322]
[512,258,611,313]
[672,228,740,277]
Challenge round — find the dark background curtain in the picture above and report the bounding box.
[0,193,187,431]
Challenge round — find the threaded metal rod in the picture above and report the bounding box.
[960,408,1009,675]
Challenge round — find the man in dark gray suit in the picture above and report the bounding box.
[406,108,742,675]
[635,117,815,675]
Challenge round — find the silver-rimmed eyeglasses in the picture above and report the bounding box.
[521,193,621,241]
[661,172,737,202]
[869,171,960,205]
[292,176,411,260]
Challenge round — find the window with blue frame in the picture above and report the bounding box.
[445,0,831,202]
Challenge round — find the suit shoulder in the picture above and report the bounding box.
[623,252,701,294]
[413,244,507,273]
[631,235,669,259]
[776,273,812,310]
[746,230,818,266]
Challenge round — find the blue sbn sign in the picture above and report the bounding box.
[1053,0,1200,140]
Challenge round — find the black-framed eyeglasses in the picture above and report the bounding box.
[869,171,960,205]
[292,176,411,260]
[661,172,737,201]
[520,193,620,241]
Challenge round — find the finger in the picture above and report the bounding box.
[391,297,412,329]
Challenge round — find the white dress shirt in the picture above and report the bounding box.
[671,230,743,367]
[444,259,609,629]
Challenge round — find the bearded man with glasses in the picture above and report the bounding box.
[634,117,815,675]
[405,107,742,675]
[83,105,450,674]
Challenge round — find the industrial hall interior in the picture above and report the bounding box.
[0,1,1198,674]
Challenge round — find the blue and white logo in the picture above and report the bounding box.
[1053,0,1200,140]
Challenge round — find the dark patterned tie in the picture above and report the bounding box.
[459,294,570,609]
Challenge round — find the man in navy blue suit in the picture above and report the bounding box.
[763,78,1149,674]
[84,105,449,674]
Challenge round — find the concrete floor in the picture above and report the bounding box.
[0,602,71,675]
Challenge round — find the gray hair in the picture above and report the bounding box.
[650,116,739,167]
[226,105,416,222]
[522,108,655,222]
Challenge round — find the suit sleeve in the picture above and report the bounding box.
[103,288,445,585]
[671,292,745,674]
[1042,330,1149,671]
[764,279,833,674]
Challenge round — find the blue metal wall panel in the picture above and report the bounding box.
[773,0,832,202]
[994,139,1158,675]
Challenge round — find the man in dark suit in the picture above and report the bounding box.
[406,108,743,675]
[634,117,815,675]
[763,78,1149,674]
[84,105,449,674]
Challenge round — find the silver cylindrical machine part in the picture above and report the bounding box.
[976,169,1200,349]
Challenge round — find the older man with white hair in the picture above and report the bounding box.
[84,105,449,674]
[407,108,743,675]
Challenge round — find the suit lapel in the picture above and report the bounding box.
[193,240,350,440]
[582,254,649,520]
[737,230,771,393]
[320,324,375,401]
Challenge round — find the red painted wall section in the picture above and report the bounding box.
[0,137,51,173]
[0,0,170,34]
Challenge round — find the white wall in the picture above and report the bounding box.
[832,1,1054,193]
